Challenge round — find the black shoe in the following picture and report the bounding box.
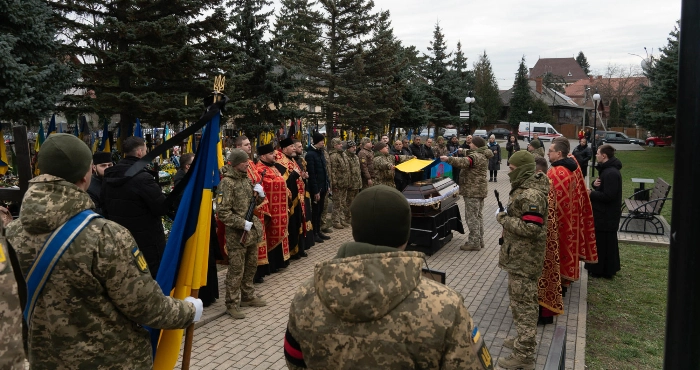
[538,316,554,325]
[493,178,497,182]
[319,232,331,240]
[254,276,264,284]
[314,234,324,243]
[299,251,308,258]
[291,253,301,260]
[489,178,493,182]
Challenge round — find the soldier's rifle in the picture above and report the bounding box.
[495,190,505,245]
[240,169,266,244]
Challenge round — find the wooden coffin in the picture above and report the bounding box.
[402,176,459,216]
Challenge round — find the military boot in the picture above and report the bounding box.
[460,243,480,251]
[240,297,267,307]
[333,223,344,229]
[503,336,516,350]
[497,354,535,370]
[227,307,246,319]
[322,226,333,234]
[340,220,350,227]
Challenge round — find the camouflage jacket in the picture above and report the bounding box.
[217,165,263,248]
[433,144,449,158]
[497,172,550,279]
[357,148,374,188]
[445,146,494,198]
[328,148,351,191]
[323,148,332,188]
[285,244,490,370]
[532,147,545,159]
[0,237,24,370]
[345,150,362,190]
[373,152,412,188]
[6,174,195,370]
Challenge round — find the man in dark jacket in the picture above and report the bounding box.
[87,151,113,215]
[585,144,622,278]
[409,137,427,160]
[572,138,592,177]
[102,136,169,277]
[305,132,331,242]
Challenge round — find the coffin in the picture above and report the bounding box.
[402,176,460,216]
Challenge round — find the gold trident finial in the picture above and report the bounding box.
[214,75,225,94]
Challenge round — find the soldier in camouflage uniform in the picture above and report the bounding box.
[217,149,267,319]
[344,141,362,223]
[496,151,549,370]
[357,137,375,189]
[527,139,545,159]
[6,134,199,369]
[320,141,333,233]
[0,228,24,369]
[441,136,494,251]
[372,142,413,188]
[284,186,493,370]
[328,138,351,229]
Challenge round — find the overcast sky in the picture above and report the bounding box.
[270,0,681,90]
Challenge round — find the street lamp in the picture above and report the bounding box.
[591,92,602,176]
[527,109,533,141]
[464,91,475,139]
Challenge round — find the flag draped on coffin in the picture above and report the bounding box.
[98,121,110,153]
[151,112,221,369]
[0,128,9,175]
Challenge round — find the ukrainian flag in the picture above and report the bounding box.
[47,114,57,136]
[0,128,8,175]
[98,120,110,153]
[134,118,143,138]
[34,122,45,153]
[152,112,221,369]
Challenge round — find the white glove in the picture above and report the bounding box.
[253,184,265,198]
[184,297,203,322]
[244,220,253,231]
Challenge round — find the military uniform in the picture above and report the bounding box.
[284,246,492,370]
[321,148,333,232]
[329,146,351,227]
[345,149,362,222]
[372,152,412,188]
[445,146,494,249]
[217,165,264,311]
[6,174,195,369]
[358,147,375,189]
[497,171,549,367]
[0,236,24,370]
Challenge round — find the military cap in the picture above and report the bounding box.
[257,143,274,155]
[280,137,294,149]
[38,133,93,183]
[312,132,325,145]
[93,151,112,165]
[471,136,486,147]
[227,148,248,166]
[374,142,387,151]
[350,185,410,248]
[529,139,542,149]
[330,138,342,147]
[346,140,356,147]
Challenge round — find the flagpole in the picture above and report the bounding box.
[181,74,225,370]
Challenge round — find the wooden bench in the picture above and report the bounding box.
[619,177,672,235]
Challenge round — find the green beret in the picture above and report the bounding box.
[350,185,410,248]
[529,139,542,149]
[226,148,248,167]
[509,150,535,168]
[38,134,93,183]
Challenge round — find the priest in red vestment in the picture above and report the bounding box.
[274,137,308,259]
[546,138,597,291]
[256,143,290,272]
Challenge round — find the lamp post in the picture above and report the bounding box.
[464,91,475,139]
[527,109,533,141]
[591,92,602,176]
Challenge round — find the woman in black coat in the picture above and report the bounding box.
[572,138,593,177]
[505,135,520,165]
[585,145,623,278]
[487,135,501,182]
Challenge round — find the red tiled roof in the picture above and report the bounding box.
[529,58,588,83]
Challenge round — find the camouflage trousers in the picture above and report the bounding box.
[463,197,485,248]
[507,272,539,359]
[321,193,331,230]
[225,244,258,309]
[344,188,359,221]
[332,188,348,225]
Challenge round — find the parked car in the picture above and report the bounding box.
[473,129,488,140]
[442,128,458,138]
[419,127,436,138]
[487,128,511,139]
[645,135,672,147]
[600,131,644,145]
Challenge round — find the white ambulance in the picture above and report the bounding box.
[518,122,563,142]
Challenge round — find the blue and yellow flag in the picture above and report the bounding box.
[134,118,143,138]
[98,121,110,153]
[34,122,45,153]
[0,129,8,175]
[152,112,221,369]
[47,114,57,136]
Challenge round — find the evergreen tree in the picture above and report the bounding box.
[632,23,679,136]
[542,72,566,93]
[608,98,620,126]
[576,51,591,75]
[423,23,460,129]
[271,0,324,122]
[391,46,429,133]
[448,41,476,127]
[50,0,227,135]
[0,0,74,124]
[473,51,502,126]
[508,56,534,128]
[531,99,554,124]
[226,0,290,133]
[619,97,630,126]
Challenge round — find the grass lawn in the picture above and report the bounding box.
[586,243,669,370]
[613,147,674,222]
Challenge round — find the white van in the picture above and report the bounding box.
[518,122,563,142]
